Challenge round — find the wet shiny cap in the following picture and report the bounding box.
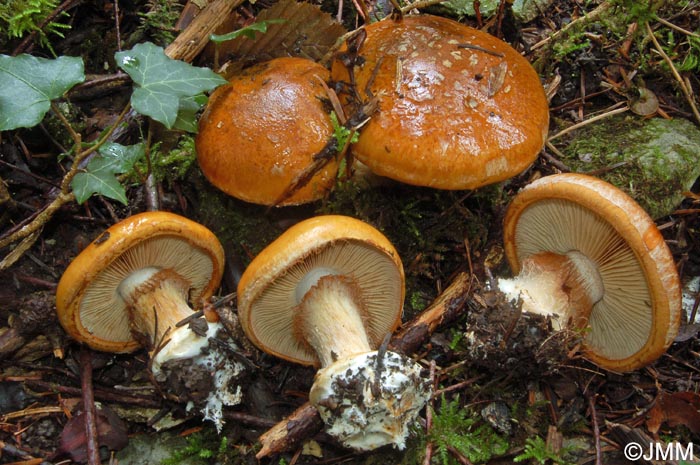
[196,57,338,206]
[331,15,550,190]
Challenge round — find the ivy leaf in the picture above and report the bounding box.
[210,19,286,42]
[172,94,208,133]
[0,54,85,131]
[71,142,145,205]
[115,42,226,129]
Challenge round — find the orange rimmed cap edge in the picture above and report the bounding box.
[503,173,681,371]
[56,211,225,353]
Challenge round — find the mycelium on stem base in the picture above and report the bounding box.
[294,274,431,450]
[56,212,246,430]
[238,215,432,451]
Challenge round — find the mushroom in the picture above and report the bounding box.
[237,215,431,450]
[330,14,549,190]
[196,57,338,206]
[498,173,681,371]
[55,211,245,428]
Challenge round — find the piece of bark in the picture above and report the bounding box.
[390,272,472,355]
[606,421,688,465]
[256,403,325,459]
[164,0,244,62]
[256,272,472,459]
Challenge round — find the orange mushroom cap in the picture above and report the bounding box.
[237,215,405,365]
[196,57,338,206]
[56,212,225,353]
[503,173,681,371]
[331,15,549,190]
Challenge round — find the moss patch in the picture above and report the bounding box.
[558,115,700,219]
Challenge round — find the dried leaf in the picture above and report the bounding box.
[646,391,700,435]
[59,404,129,463]
[215,0,346,69]
[486,61,507,97]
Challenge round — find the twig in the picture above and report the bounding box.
[164,0,244,62]
[586,393,602,465]
[447,444,474,465]
[50,101,82,148]
[0,103,131,256]
[547,104,629,142]
[255,403,324,459]
[422,360,437,465]
[540,150,571,172]
[80,349,101,465]
[0,228,41,270]
[531,1,612,52]
[391,271,472,355]
[656,16,700,38]
[432,375,485,397]
[113,0,122,52]
[400,0,447,13]
[0,440,54,465]
[26,380,163,408]
[645,21,700,126]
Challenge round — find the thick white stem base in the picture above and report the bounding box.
[153,322,245,431]
[309,350,431,451]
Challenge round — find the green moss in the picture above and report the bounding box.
[136,0,183,46]
[146,135,198,186]
[514,436,577,465]
[429,395,509,465]
[161,429,226,465]
[189,173,284,262]
[0,0,70,53]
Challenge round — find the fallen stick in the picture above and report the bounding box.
[390,272,472,355]
[256,271,472,459]
[164,0,243,62]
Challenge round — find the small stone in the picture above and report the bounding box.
[560,115,700,219]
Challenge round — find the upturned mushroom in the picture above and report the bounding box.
[330,14,549,190]
[196,57,338,206]
[56,211,245,428]
[497,173,681,371]
[237,215,431,450]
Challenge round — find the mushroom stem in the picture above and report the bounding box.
[118,267,246,430]
[293,274,431,451]
[497,251,604,330]
[294,274,371,367]
[118,267,195,349]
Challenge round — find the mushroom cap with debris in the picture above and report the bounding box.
[196,57,338,206]
[331,14,549,190]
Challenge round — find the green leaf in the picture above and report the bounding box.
[210,19,286,43]
[71,142,145,205]
[330,111,359,154]
[0,54,84,130]
[172,94,207,133]
[115,42,226,129]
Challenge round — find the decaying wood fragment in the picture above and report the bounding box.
[164,0,244,62]
[390,272,472,355]
[256,271,472,458]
